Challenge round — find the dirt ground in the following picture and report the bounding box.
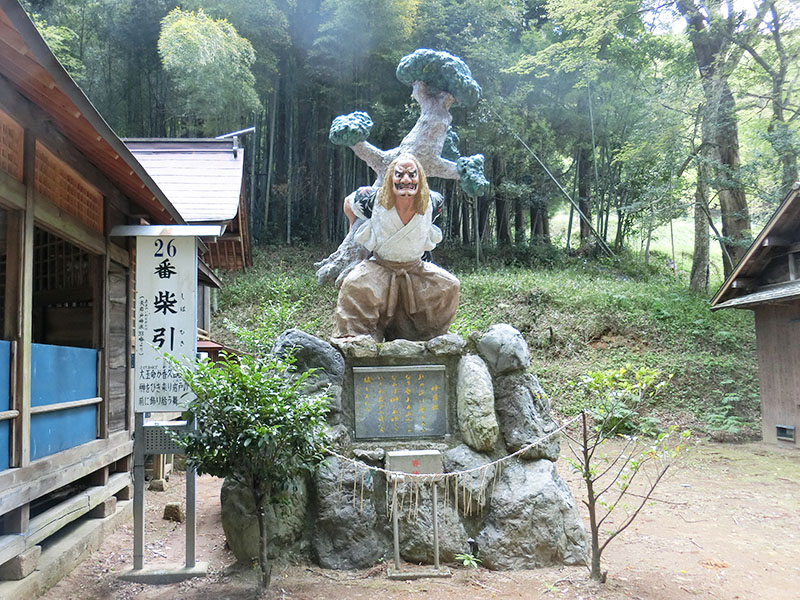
[40,439,799,600]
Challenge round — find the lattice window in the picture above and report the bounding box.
[0,108,23,182]
[33,228,91,296]
[34,142,103,233]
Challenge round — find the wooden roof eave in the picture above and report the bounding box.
[711,184,800,308]
[198,259,223,289]
[0,0,184,226]
[712,280,800,311]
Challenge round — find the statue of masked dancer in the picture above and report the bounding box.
[335,153,459,342]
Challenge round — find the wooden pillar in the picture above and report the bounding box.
[4,129,35,534]
[94,253,108,439]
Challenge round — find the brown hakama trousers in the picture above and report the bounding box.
[335,257,459,342]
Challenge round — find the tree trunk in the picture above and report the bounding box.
[540,207,550,241]
[577,145,592,249]
[690,157,711,293]
[495,193,511,244]
[713,83,750,275]
[677,0,755,278]
[264,86,277,239]
[450,183,462,241]
[514,197,525,245]
[461,198,471,245]
[582,413,604,582]
[493,154,511,244]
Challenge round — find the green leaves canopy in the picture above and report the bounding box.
[158,8,262,133]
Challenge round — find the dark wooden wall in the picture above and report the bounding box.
[754,304,800,446]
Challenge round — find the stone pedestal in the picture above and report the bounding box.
[219,325,588,570]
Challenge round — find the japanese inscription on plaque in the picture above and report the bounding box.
[134,236,196,412]
[353,365,446,439]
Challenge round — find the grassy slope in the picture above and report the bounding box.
[212,244,760,436]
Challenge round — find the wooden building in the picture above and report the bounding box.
[0,0,185,580]
[126,138,252,271]
[712,183,800,447]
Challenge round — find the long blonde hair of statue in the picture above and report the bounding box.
[377,154,430,215]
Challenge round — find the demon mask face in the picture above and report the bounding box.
[392,158,419,197]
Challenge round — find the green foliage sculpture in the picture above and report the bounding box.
[457,154,491,197]
[170,353,329,589]
[328,111,373,147]
[396,48,482,107]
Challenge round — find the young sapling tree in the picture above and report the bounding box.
[170,352,329,589]
[565,366,690,582]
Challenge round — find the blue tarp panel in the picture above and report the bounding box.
[30,343,97,461]
[0,340,10,471]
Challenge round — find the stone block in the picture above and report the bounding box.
[426,333,466,356]
[148,478,167,492]
[0,546,41,580]
[221,476,308,561]
[116,484,132,501]
[312,456,389,569]
[331,335,378,358]
[456,355,499,452]
[477,460,587,569]
[494,373,560,461]
[477,324,531,375]
[89,496,117,519]
[398,485,467,564]
[163,502,185,523]
[378,339,426,358]
[443,444,495,515]
[274,329,345,387]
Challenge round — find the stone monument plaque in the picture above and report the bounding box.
[353,365,446,439]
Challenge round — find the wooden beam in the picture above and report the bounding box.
[23,473,128,551]
[85,465,109,487]
[0,432,132,515]
[0,410,19,421]
[762,236,792,247]
[3,213,20,341]
[28,396,102,415]
[731,278,756,289]
[16,129,33,469]
[98,252,109,439]
[5,131,35,535]
[108,240,130,268]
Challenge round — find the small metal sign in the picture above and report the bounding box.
[353,365,446,439]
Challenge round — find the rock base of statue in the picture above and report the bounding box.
[219,325,587,570]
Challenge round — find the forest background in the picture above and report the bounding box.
[23,0,800,296]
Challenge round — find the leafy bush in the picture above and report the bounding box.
[570,366,670,436]
[564,366,690,582]
[170,352,329,588]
